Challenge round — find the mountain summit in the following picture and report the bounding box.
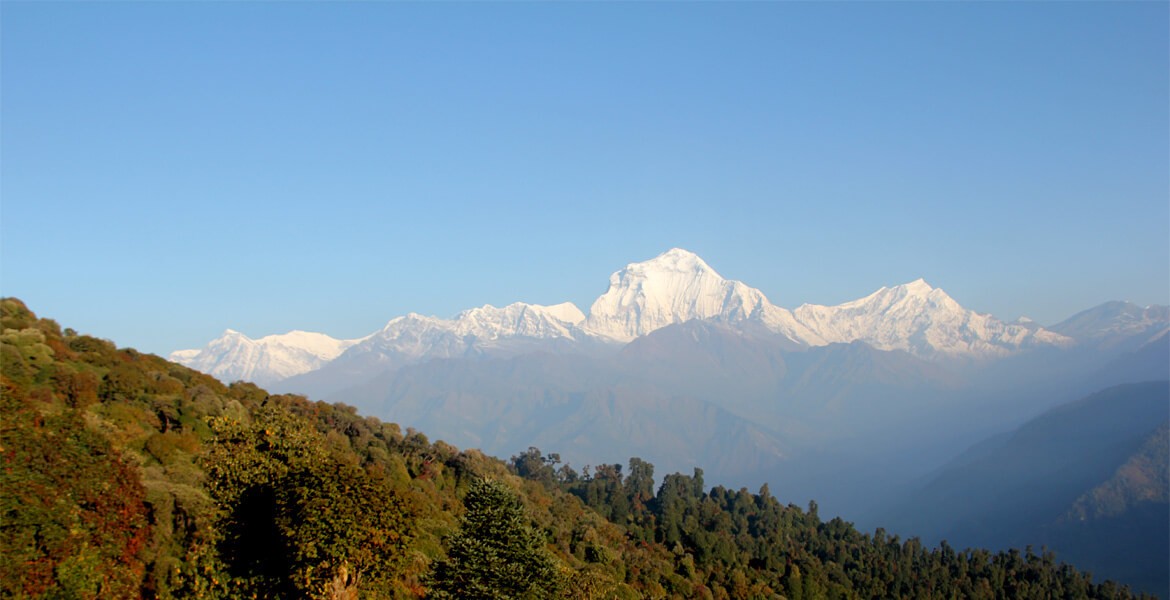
[582,248,779,342]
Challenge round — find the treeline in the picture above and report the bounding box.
[0,298,1155,599]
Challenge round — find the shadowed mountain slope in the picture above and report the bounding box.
[880,381,1170,597]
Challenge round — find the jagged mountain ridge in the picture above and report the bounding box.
[350,301,587,363]
[794,279,1073,360]
[173,248,1147,388]
[172,302,588,391]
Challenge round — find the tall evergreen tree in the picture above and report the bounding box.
[428,478,561,599]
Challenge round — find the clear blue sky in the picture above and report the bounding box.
[3,2,1167,356]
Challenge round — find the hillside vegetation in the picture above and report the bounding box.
[0,298,1155,599]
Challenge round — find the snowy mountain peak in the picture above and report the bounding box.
[542,301,588,325]
[794,280,1070,360]
[900,278,934,296]
[382,313,441,330]
[831,279,964,317]
[582,248,778,342]
[170,328,362,386]
[640,247,717,274]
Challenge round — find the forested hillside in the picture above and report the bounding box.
[0,298,1156,599]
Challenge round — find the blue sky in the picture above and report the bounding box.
[3,2,1167,355]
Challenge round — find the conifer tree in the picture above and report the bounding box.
[428,478,561,599]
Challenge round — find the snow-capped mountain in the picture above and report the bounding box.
[1048,301,1170,351]
[581,249,1067,360]
[452,301,585,340]
[169,329,363,386]
[173,248,1084,386]
[793,279,1073,360]
[582,248,768,341]
[265,301,592,398]
[174,302,587,388]
[581,248,821,345]
[346,301,585,363]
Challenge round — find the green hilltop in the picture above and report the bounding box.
[0,298,1155,599]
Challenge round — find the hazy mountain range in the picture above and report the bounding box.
[174,248,1134,388]
[171,247,1168,486]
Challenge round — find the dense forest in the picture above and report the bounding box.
[0,297,1157,599]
